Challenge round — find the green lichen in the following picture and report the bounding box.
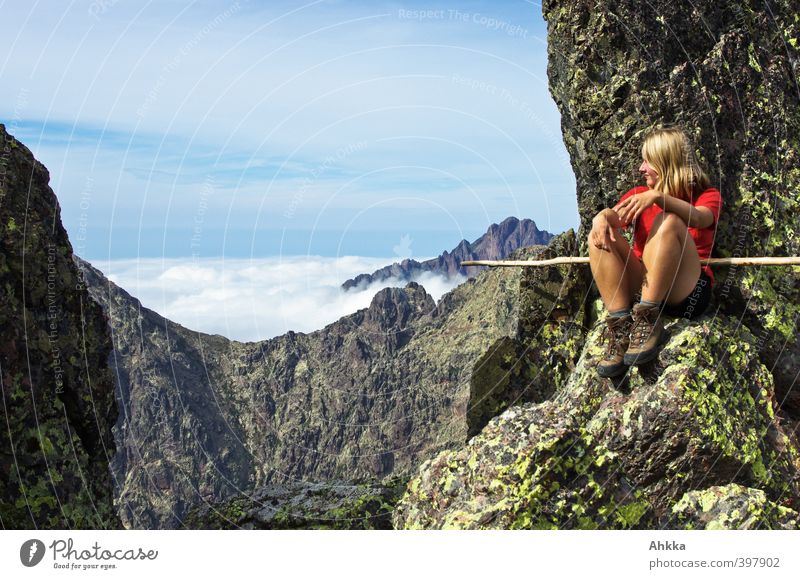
[394,314,800,530]
[667,321,788,493]
[673,484,799,530]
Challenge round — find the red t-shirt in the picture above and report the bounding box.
[616,186,722,284]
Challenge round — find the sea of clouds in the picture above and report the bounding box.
[93,255,468,343]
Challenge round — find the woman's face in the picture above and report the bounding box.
[639,155,658,189]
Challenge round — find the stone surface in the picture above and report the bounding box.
[672,483,798,530]
[392,316,800,529]
[185,477,406,530]
[467,230,591,438]
[0,124,120,529]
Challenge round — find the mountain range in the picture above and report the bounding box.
[341,217,552,291]
[74,226,552,528]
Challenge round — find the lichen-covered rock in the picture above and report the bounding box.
[672,484,798,530]
[184,477,406,530]
[392,315,800,529]
[542,0,800,419]
[0,124,120,528]
[517,230,590,335]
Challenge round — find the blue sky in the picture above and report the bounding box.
[1,0,577,261]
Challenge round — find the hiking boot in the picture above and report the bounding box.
[624,302,669,366]
[597,313,633,377]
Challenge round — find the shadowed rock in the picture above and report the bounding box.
[0,123,120,529]
[466,230,591,438]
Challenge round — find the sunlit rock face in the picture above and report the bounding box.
[393,316,800,529]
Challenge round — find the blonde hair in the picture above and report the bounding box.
[641,126,711,201]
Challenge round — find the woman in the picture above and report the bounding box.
[588,125,721,377]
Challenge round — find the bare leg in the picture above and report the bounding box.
[588,231,644,312]
[640,212,701,304]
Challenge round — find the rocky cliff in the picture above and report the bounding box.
[392,0,800,529]
[0,124,119,528]
[341,216,552,291]
[545,0,800,416]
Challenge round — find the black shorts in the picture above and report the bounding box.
[662,271,712,319]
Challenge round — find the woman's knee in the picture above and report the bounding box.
[654,211,686,229]
[649,212,687,239]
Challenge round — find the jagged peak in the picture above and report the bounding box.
[497,216,520,227]
[365,282,435,331]
[368,281,431,309]
[341,216,554,291]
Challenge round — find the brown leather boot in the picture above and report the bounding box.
[624,302,669,366]
[597,313,633,377]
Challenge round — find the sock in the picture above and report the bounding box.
[640,299,663,308]
[609,308,632,318]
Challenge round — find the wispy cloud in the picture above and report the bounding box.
[95,255,466,342]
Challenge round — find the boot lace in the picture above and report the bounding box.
[629,309,656,346]
[599,318,629,354]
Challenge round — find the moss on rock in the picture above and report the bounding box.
[184,476,407,530]
[392,315,800,529]
[0,124,120,529]
[673,484,799,529]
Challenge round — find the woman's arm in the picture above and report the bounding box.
[616,189,714,229]
[656,194,714,228]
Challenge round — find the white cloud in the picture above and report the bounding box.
[96,255,467,342]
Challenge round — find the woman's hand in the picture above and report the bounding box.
[614,189,661,225]
[590,210,622,252]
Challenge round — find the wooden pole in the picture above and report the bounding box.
[461,256,800,268]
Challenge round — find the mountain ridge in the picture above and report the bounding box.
[341,216,553,291]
